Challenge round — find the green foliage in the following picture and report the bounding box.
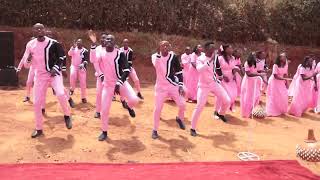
[0,0,319,46]
[269,0,320,46]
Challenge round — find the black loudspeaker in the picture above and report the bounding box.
[0,67,18,86]
[0,31,18,86]
[0,31,14,68]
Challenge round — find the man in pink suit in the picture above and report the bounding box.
[68,39,89,103]
[88,32,103,119]
[120,39,143,99]
[151,41,186,139]
[90,33,139,141]
[22,23,72,138]
[16,51,35,102]
[90,47,103,119]
[185,45,203,102]
[190,42,231,136]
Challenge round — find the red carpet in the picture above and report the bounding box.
[0,160,318,180]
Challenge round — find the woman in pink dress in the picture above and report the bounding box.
[288,64,302,97]
[310,58,318,111]
[233,49,243,97]
[218,45,241,111]
[288,56,318,117]
[180,47,192,86]
[186,45,203,102]
[240,53,268,118]
[314,61,320,113]
[266,53,290,116]
[256,50,268,98]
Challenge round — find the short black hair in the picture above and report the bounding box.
[193,44,201,53]
[274,53,286,67]
[247,52,257,68]
[101,32,108,36]
[256,50,265,59]
[204,42,214,50]
[302,56,311,68]
[221,44,231,63]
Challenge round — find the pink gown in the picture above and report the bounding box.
[310,60,318,109]
[266,63,288,116]
[288,66,314,117]
[186,52,201,101]
[288,64,302,97]
[315,63,320,111]
[256,59,267,98]
[240,62,260,118]
[234,57,242,96]
[219,56,238,110]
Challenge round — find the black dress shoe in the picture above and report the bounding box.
[128,107,136,118]
[68,98,75,108]
[214,111,219,120]
[31,130,43,138]
[23,96,30,102]
[82,98,87,103]
[64,115,72,129]
[121,100,128,109]
[98,131,108,141]
[94,112,101,119]
[69,90,74,96]
[137,92,144,100]
[176,117,186,130]
[190,129,197,137]
[216,113,228,123]
[152,130,159,139]
[42,108,46,115]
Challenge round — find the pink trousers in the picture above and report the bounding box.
[101,81,139,131]
[95,78,103,113]
[70,66,87,99]
[119,67,141,101]
[153,86,186,131]
[26,66,35,97]
[191,82,231,129]
[129,67,141,92]
[39,82,70,109]
[33,73,70,130]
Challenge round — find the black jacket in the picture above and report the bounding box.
[155,52,183,87]
[45,39,66,74]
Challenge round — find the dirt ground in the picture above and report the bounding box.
[0,84,319,175]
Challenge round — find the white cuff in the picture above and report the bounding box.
[175,71,182,75]
[117,79,124,85]
[53,65,60,73]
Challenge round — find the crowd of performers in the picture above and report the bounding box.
[17,23,320,140]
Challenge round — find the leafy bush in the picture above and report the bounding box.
[0,0,319,46]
